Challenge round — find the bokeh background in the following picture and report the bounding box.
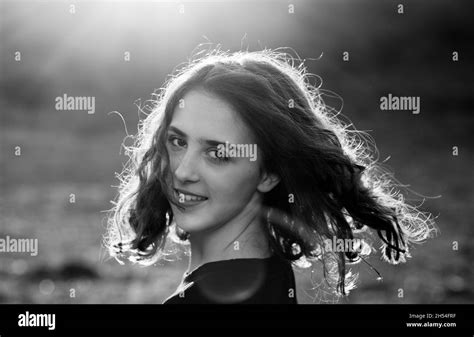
[0,0,472,304]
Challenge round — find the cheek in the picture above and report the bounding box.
[167,149,179,171]
[207,165,260,204]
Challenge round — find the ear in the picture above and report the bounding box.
[257,171,281,193]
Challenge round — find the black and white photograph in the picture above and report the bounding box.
[0,0,472,336]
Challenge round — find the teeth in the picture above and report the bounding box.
[178,192,207,203]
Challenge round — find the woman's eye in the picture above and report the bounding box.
[167,136,186,148]
[208,149,231,163]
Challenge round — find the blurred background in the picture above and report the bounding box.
[0,0,472,304]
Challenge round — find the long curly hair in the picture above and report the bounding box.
[104,48,436,297]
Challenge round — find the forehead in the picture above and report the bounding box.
[170,89,254,144]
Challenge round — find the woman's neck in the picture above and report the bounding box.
[186,210,271,274]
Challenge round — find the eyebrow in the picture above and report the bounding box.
[167,126,227,147]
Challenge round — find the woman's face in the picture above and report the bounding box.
[165,89,274,234]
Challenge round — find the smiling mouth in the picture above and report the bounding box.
[174,189,208,206]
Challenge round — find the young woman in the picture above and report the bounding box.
[105,48,435,304]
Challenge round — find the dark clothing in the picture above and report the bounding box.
[163,254,297,304]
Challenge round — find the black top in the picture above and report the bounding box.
[163,254,297,304]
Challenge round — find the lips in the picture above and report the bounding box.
[174,188,208,206]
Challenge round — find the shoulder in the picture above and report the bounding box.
[164,256,297,304]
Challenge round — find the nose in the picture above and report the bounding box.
[173,149,200,183]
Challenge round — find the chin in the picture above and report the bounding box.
[172,208,212,233]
